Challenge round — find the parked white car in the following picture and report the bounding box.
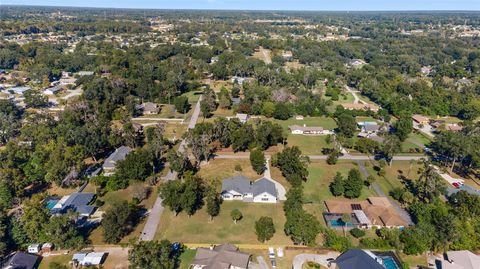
[276,247,284,258]
[268,247,275,259]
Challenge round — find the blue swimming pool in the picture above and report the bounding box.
[329,219,353,227]
[46,199,59,210]
[381,256,400,269]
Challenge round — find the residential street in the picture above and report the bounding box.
[213,153,425,161]
[139,96,202,241]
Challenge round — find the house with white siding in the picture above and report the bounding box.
[221,176,278,203]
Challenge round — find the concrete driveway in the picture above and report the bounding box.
[292,252,339,269]
[263,158,287,201]
[139,97,202,241]
[256,256,270,269]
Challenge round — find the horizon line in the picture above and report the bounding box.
[3,4,480,12]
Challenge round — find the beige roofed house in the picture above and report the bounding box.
[140,102,160,114]
[435,250,480,269]
[191,244,251,269]
[324,197,408,228]
[412,114,430,125]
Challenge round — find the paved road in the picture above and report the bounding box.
[139,97,202,241]
[132,117,184,122]
[213,153,424,161]
[292,253,339,269]
[356,161,413,225]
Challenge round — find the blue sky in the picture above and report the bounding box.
[3,0,480,11]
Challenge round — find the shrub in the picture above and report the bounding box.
[234,164,242,171]
[350,228,366,238]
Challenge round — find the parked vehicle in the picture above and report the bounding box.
[276,247,284,258]
[268,247,275,259]
[271,259,277,268]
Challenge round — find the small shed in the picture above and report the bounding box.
[27,244,41,254]
[42,243,54,253]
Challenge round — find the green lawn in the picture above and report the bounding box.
[155,201,291,245]
[197,159,261,184]
[39,255,72,269]
[273,116,338,131]
[364,160,423,198]
[212,108,235,117]
[304,161,377,206]
[401,131,431,153]
[270,117,337,155]
[181,90,203,103]
[286,135,332,155]
[179,249,197,269]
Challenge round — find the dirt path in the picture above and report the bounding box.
[345,86,366,105]
[259,47,272,64]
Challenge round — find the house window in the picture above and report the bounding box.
[262,198,269,201]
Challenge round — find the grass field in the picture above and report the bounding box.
[38,255,72,269]
[164,122,188,140]
[181,90,203,103]
[304,161,377,206]
[213,107,235,117]
[198,159,261,184]
[364,160,423,198]
[155,201,291,245]
[179,249,197,269]
[273,117,338,131]
[270,117,337,155]
[286,135,332,155]
[402,131,431,153]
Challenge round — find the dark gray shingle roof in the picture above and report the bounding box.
[222,176,251,194]
[336,249,385,269]
[222,176,277,197]
[59,192,95,215]
[252,178,277,197]
[102,146,132,169]
[3,252,41,269]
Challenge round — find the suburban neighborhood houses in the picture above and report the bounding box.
[2,5,480,269]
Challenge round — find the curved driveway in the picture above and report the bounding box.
[292,252,339,269]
